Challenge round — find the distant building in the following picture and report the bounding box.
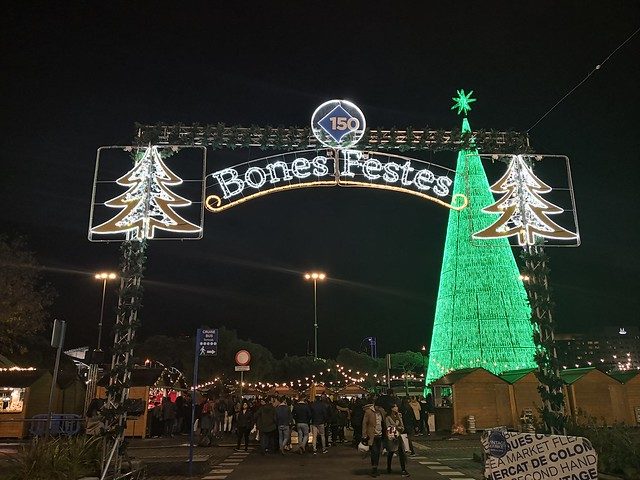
[555,326,640,372]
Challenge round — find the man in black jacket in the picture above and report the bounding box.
[310,396,329,454]
[292,397,312,453]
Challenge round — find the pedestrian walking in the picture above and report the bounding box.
[385,403,410,477]
[235,400,253,451]
[310,396,329,454]
[256,397,277,454]
[292,396,312,454]
[362,399,386,477]
[275,396,293,454]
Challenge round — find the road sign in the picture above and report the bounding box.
[197,328,218,356]
[235,349,251,365]
[235,365,250,372]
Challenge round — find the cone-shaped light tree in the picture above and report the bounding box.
[426,90,537,384]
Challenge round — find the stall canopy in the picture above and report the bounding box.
[337,383,369,396]
[98,368,163,387]
[304,383,335,397]
[268,385,301,397]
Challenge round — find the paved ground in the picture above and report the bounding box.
[138,432,485,480]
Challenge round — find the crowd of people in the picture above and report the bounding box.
[190,389,434,477]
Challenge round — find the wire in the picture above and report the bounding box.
[527,26,640,133]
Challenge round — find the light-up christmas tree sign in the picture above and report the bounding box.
[92,145,201,239]
[473,154,578,246]
[426,90,537,384]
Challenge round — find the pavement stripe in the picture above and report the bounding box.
[412,456,428,459]
[439,473,465,477]
[210,469,233,473]
[420,461,443,465]
[219,462,240,466]
[429,466,454,470]
[203,476,227,480]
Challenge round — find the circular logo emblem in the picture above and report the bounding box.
[235,349,251,366]
[487,431,509,458]
[311,99,366,149]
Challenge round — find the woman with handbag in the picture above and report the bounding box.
[385,403,410,477]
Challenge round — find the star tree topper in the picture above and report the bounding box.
[91,146,201,240]
[451,89,476,116]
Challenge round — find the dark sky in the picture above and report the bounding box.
[3,2,639,359]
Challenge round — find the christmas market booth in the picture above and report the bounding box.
[337,383,369,398]
[97,366,187,438]
[267,384,301,397]
[0,367,85,438]
[304,383,335,399]
[561,367,627,425]
[609,371,640,425]
[430,368,513,431]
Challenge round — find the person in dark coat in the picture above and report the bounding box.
[350,398,364,446]
[235,400,253,451]
[292,396,312,453]
[400,398,416,455]
[310,396,329,454]
[256,397,277,454]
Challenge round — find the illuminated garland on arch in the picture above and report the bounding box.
[135,123,530,153]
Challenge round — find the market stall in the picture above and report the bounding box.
[561,367,627,425]
[336,383,369,398]
[609,371,640,425]
[431,368,513,431]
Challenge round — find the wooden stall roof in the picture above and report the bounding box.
[608,371,640,383]
[304,383,336,396]
[559,367,621,385]
[432,367,506,385]
[0,369,45,388]
[500,368,537,384]
[97,368,163,387]
[337,384,369,396]
[0,355,18,368]
[267,385,301,397]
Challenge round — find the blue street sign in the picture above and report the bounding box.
[197,328,218,356]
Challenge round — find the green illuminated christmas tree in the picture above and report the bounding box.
[425,90,537,384]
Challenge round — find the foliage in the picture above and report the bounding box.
[1,436,102,480]
[566,411,640,479]
[136,123,530,153]
[520,246,566,433]
[0,235,56,356]
[390,351,425,374]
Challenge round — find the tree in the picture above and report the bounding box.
[0,235,56,356]
[473,154,577,246]
[91,146,201,240]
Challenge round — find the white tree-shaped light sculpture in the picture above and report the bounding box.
[473,154,577,246]
[91,146,201,239]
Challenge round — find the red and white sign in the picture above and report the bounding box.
[235,350,251,366]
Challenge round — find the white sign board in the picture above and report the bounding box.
[235,365,250,372]
[482,430,598,480]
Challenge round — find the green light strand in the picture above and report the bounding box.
[426,112,536,385]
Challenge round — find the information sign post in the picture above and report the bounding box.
[189,328,217,476]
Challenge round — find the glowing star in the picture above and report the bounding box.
[473,155,578,246]
[451,89,476,116]
[91,146,201,239]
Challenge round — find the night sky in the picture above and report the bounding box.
[3,2,639,359]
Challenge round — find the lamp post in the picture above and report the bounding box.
[421,345,428,393]
[95,272,118,350]
[304,271,326,360]
[84,272,117,416]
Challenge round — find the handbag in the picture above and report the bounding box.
[400,433,410,453]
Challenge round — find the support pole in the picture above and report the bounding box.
[522,244,566,435]
[189,334,200,477]
[46,319,66,440]
[101,239,146,477]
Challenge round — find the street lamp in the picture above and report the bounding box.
[421,345,428,391]
[94,272,118,350]
[304,271,326,360]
